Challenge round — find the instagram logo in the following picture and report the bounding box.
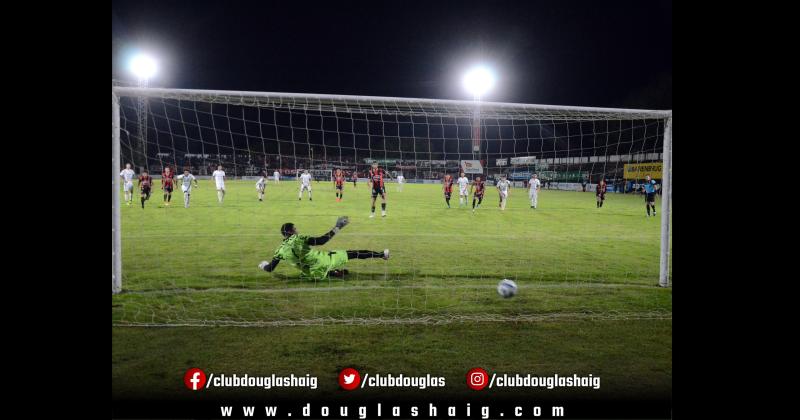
[184,368,207,391]
[338,368,361,391]
[466,367,488,390]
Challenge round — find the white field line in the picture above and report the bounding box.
[120,281,664,296]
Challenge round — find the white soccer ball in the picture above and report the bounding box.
[497,279,518,298]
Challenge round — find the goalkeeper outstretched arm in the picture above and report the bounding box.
[307,216,349,245]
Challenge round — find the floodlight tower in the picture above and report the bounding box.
[463,66,495,161]
[129,53,157,171]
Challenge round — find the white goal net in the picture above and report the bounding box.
[112,87,671,327]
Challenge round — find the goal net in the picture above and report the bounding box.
[112,87,672,327]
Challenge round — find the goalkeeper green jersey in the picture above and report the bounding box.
[273,234,348,279]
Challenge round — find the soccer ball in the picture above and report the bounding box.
[497,279,518,298]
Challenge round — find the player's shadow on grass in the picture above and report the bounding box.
[271,271,418,284]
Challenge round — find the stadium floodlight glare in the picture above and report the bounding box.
[463,66,495,98]
[129,53,157,80]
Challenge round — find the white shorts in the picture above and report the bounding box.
[529,190,538,197]
[256,184,265,192]
[182,185,192,193]
[460,188,469,196]
[300,184,311,191]
[215,183,225,191]
[500,191,509,199]
[124,181,133,192]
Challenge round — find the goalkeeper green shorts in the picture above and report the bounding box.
[304,250,349,280]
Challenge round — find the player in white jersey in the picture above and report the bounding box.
[212,165,226,203]
[256,172,267,201]
[496,174,512,211]
[176,168,199,208]
[273,170,280,184]
[119,163,135,205]
[528,174,541,209]
[457,172,470,207]
[298,170,313,201]
[396,174,405,192]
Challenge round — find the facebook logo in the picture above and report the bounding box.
[184,368,207,391]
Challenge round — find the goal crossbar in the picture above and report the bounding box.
[112,87,671,121]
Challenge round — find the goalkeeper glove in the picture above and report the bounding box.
[335,216,349,229]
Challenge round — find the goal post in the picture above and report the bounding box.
[111,85,672,324]
[112,91,122,294]
[659,117,672,287]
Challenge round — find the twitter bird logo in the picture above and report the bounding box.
[339,368,361,390]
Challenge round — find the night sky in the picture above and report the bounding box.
[112,0,672,110]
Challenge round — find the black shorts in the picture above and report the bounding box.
[141,186,151,195]
[371,186,385,198]
[336,185,343,191]
[475,192,484,199]
[444,190,452,199]
[164,185,173,193]
[646,192,656,202]
[597,192,605,200]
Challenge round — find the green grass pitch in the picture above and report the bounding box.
[112,179,671,399]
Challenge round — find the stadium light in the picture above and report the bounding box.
[462,66,495,99]
[129,53,158,81]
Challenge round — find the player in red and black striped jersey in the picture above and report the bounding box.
[442,174,455,208]
[368,163,387,218]
[596,179,607,208]
[161,166,175,206]
[138,171,153,209]
[470,176,486,212]
[334,169,346,202]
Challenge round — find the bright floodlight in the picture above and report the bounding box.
[129,54,157,80]
[463,66,495,98]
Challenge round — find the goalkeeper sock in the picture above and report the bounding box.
[347,250,384,259]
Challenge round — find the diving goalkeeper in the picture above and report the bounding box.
[258,216,389,279]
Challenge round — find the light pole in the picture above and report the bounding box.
[463,66,495,162]
[129,53,157,171]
